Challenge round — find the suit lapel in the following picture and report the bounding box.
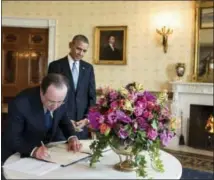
[30,89,46,131]
[76,60,86,92]
[62,58,75,93]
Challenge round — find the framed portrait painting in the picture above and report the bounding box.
[93,26,127,65]
[200,7,214,29]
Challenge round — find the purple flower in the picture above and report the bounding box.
[110,101,118,109]
[88,111,101,129]
[135,100,147,110]
[128,93,138,102]
[109,90,119,101]
[116,110,132,123]
[143,91,156,102]
[98,115,105,124]
[137,117,149,130]
[134,107,143,117]
[107,111,117,125]
[160,131,175,146]
[118,127,129,139]
[135,92,145,97]
[147,128,158,140]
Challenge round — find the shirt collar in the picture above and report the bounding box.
[109,44,114,51]
[43,107,53,118]
[68,54,80,65]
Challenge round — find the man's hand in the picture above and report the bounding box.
[33,146,50,160]
[67,137,82,152]
[75,119,89,129]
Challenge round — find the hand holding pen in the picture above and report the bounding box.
[33,141,51,160]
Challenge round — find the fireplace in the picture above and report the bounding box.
[188,104,214,150]
[170,81,213,147]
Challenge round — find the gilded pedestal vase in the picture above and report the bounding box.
[110,143,138,172]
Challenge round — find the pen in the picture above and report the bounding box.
[41,141,51,158]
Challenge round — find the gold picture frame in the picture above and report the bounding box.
[193,1,213,82]
[93,26,127,65]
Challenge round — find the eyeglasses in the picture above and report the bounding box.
[47,99,65,106]
[44,96,65,106]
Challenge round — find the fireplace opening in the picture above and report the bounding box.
[188,104,214,151]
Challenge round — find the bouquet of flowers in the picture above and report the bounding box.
[88,82,176,178]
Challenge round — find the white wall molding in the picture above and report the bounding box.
[2,17,56,64]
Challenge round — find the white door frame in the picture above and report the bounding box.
[2,17,56,64]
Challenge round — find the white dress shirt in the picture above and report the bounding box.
[68,54,80,73]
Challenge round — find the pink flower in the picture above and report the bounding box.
[110,101,118,109]
[109,90,119,101]
[147,101,155,110]
[143,110,150,119]
[147,128,158,140]
[134,107,143,117]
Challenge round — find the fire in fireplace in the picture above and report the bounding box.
[188,104,214,151]
[205,115,214,134]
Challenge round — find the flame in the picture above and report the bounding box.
[205,115,214,134]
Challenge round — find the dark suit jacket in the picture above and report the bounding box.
[1,87,75,164]
[100,45,122,60]
[48,57,96,139]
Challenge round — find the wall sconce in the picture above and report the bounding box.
[156,26,173,53]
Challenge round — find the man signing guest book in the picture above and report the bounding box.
[1,73,82,164]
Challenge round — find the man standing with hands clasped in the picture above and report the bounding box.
[48,34,96,139]
[2,74,82,164]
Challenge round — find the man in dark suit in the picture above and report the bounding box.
[48,34,96,139]
[1,74,81,164]
[100,35,122,60]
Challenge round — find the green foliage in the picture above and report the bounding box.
[135,154,147,178]
[149,141,164,172]
[89,134,110,167]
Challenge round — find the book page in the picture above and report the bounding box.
[3,158,60,176]
[53,140,111,154]
[45,145,90,166]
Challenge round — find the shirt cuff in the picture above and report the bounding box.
[67,136,78,142]
[85,118,90,125]
[30,147,38,157]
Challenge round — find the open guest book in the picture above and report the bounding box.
[43,144,90,167]
[44,140,111,167]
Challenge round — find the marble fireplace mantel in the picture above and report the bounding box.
[170,81,213,145]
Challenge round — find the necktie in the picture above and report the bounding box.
[72,61,78,89]
[45,110,52,130]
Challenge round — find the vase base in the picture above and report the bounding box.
[113,160,138,172]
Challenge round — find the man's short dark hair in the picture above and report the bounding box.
[40,73,70,94]
[72,34,89,44]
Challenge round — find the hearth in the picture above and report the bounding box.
[188,104,214,151]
